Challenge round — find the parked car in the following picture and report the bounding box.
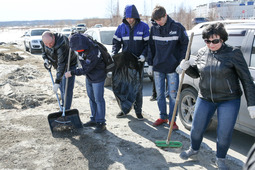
[179,21,255,137]
[93,24,103,28]
[75,23,87,33]
[85,27,152,86]
[23,28,50,54]
[191,17,209,25]
[60,27,72,37]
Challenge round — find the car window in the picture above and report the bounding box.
[190,29,246,55]
[31,30,49,36]
[100,31,115,45]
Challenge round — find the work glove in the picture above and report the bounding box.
[189,55,197,66]
[138,55,145,62]
[44,59,50,69]
[107,72,112,78]
[147,66,153,76]
[179,59,190,70]
[53,83,60,93]
[175,66,183,74]
[248,106,255,119]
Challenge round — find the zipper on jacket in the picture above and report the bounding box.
[226,79,233,93]
[210,53,215,103]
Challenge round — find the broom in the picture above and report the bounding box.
[155,32,194,148]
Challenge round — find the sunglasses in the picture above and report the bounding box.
[204,39,221,44]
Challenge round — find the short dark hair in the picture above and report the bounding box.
[202,22,228,42]
[151,5,166,20]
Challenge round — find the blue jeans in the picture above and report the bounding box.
[154,71,179,121]
[59,66,76,110]
[86,78,106,124]
[190,97,240,158]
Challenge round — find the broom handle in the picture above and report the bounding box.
[166,32,194,144]
[62,48,72,117]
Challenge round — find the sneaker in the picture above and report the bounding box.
[179,147,199,160]
[94,123,106,133]
[216,158,229,170]
[152,118,168,126]
[83,120,97,127]
[150,95,157,101]
[169,122,179,130]
[136,113,144,121]
[116,112,126,118]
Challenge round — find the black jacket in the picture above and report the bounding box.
[186,44,255,106]
[42,33,77,84]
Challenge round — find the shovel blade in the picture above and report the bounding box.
[48,109,83,133]
[155,140,182,148]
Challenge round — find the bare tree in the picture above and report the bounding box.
[105,0,122,26]
[171,4,195,30]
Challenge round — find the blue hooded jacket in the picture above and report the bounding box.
[148,15,189,73]
[69,33,106,83]
[112,4,149,57]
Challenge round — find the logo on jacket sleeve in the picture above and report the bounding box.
[169,31,177,35]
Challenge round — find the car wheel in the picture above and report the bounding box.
[178,87,198,130]
[29,43,34,54]
[24,42,29,51]
[178,87,215,131]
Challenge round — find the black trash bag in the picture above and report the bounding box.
[112,52,144,114]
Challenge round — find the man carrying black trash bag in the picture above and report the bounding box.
[42,31,77,110]
[112,4,150,120]
[65,33,107,133]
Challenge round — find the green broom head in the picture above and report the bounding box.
[155,140,182,148]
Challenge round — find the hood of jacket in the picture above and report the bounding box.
[69,33,92,51]
[122,4,140,24]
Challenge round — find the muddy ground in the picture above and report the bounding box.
[0,43,244,170]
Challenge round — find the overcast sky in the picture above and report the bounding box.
[0,0,222,22]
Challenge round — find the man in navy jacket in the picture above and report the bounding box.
[147,5,189,129]
[65,33,107,133]
[112,4,150,120]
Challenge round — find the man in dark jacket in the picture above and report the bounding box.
[42,31,77,110]
[65,33,107,133]
[147,5,189,129]
[112,4,150,120]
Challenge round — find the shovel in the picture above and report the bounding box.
[155,32,194,148]
[47,49,83,133]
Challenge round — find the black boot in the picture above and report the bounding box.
[94,123,106,133]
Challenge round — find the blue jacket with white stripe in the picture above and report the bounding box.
[112,4,150,57]
[148,16,189,73]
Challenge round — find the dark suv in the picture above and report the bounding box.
[179,21,255,137]
[192,17,209,25]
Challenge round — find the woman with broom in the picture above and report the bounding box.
[177,22,255,170]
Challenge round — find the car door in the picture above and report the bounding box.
[236,29,255,136]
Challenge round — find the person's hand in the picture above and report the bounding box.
[65,71,72,78]
[138,55,145,62]
[248,106,255,119]
[147,66,153,76]
[44,59,50,69]
[53,83,60,93]
[175,66,183,74]
[189,55,197,66]
[107,72,112,78]
[179,59,190,70]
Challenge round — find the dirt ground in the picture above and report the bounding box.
[0,43,244,170]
